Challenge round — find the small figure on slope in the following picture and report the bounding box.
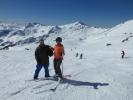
[76,53,79,57]
[80,53,83,59]
[121,50,125,59]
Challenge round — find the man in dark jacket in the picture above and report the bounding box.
[34,39,53,79]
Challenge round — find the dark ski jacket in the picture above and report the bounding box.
[35,44,53,64]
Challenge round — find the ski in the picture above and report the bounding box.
[63,74,72,78]
[26,76,56,82]
[50,78,64,92]
[26,74,71,82]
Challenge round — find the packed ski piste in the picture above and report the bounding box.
[0,20,133,100]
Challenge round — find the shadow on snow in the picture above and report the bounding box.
[35,78,109,94]
[62,78,109,89]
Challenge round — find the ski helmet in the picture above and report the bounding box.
[56,37,62,42]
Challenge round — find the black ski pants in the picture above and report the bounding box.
[53,59,63,78]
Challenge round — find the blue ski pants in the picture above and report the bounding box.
[34,64,50,78]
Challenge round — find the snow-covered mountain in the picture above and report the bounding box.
[0,21,108,50]
[0,19,133,50]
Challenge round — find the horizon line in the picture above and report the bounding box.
[0,19,133,28]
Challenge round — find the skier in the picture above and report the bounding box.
[121,50,125,59]
[76,53,79,57]
[52,37,65,79]
[80,53,83,59]
[34,39,53,79]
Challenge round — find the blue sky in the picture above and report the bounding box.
[0,0,133,27]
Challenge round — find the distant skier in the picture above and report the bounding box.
[76,53,79,57]
[80,53,83,59]
[121,50,125,59]
[34,39,53,80]
[52,37,65,79]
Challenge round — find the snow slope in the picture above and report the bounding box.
[0,20,133,100]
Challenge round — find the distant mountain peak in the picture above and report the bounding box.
[73,21,87,26]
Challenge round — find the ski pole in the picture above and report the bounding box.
[61,61,63,76]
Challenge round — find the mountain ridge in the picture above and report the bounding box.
[0,19,133,50]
